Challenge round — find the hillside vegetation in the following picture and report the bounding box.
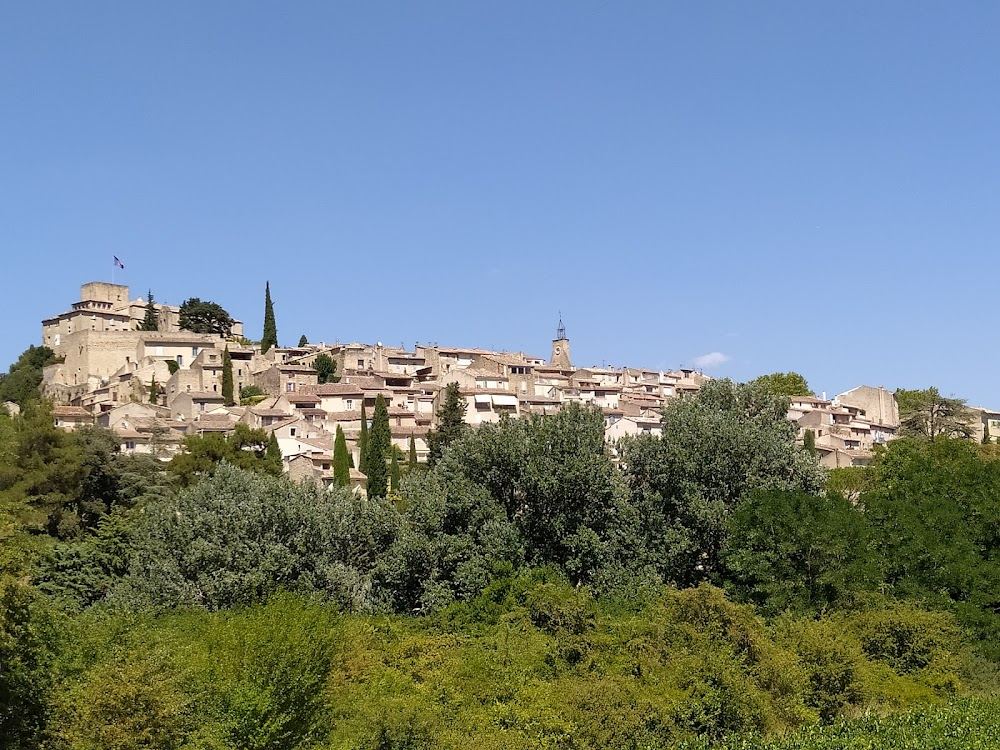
[2,379,999,748]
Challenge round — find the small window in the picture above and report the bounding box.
[346,399,354,410]
[192,346,199,357]
[286,382,295,392]
[290,427,297,436]
[357,359,365,368]
[176,355,183,367]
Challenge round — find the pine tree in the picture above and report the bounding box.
[222,346,235,407]
[408,433,417,472]
[334,425,351,486]
[426,382,467,467]
[139,290,159,331]
[313,354,336,384]
[265,432,282,472]
[261,281,278,354]
[364,395,391,498]
[390,450,400,492]
[149,376,158,404]
[358,402,369,474]
[298,334,308,347]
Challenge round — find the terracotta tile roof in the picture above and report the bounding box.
[323,410,362,421]
[308,383,365,396]
[52,406,93,417]
[286,393,321,404]
[391,426,429,437]
[298,436,334,452]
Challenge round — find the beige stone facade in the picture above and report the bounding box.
[37,291,719,471]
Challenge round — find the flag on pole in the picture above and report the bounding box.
[114,256,125,269]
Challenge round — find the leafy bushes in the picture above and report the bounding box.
[115,463,399,610]
[47,595,338,750]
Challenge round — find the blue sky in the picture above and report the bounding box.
[3,2,999,404]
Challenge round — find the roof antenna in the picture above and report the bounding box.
[556,312,566,340]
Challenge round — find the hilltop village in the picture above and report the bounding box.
[33,281,930,490]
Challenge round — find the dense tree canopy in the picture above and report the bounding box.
[116,464,398,611]
[0,345,59,408]
[313,353,337,384]
[723,489,876,614]
[896,387,974,441]
[2,360,1000,747]
[621,379,825,586]
[750,371,814,397]
[167,424,281,486]
[426,382,467,468]
[178,298,234,337]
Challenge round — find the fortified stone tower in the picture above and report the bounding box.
[549,316,571,369]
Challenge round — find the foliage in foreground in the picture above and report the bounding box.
[677,696,1000,749]
[36,580,981,750]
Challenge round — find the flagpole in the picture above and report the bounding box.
[112,256,115,285]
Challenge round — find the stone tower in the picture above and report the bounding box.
[550,316,571,369]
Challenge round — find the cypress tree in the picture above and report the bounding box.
[426,382,467,468]
[358,402,369,474]
[334,425,351,486]
[298,334,308,347]
[140,290,159,331]
[149,376,158,404]
[803,428,816,455]
[363,394,391,498]
[261,281,278,354]
[984,423,992,445]
[222,346,235,406]
[408,433,417,471]
[265,431,282,472]
[390,450,400,492]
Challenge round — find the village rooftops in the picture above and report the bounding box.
[309,382,365,396]
[52,405,93,417]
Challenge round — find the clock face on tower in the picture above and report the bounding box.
[554,346,561,356]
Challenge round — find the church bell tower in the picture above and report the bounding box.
[550,315,571,369]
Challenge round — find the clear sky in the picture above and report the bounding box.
[3,2,999,404]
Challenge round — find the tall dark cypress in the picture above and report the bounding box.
[390,451,400,492]
[265,431,282,473]
[222,346,235,406]
[408,434,417,471]
[358,402,369,474]
[364,395,391,498]
[334,425,351,486]
[261,281,278,354]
